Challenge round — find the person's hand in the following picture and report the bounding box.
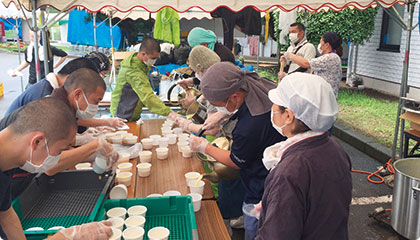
[190,136,209,154]
[202,112,229,130]
[75,132,97,146]
[168,111,182,121]
[177,78,194,89]
[58,221,112,240]
[175,117,193,132]
[104,118,126,129]
[254,202,262,220]
[180,91,196,109]
[277,72,287,82]
[97,139,119,167]
[283,52,294,61]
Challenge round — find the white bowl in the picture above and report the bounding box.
[117,172,133,187]
[141,138,154,150]
[125,216,146,228]
[127,205,147,217]
[156,147,169,160]
[107,207,127,219]
[123,227,145,240]
[108,217,125,231]
[117,162,133,172]
[109,184,128,200]
[148,227,170,240]
[139,151,152,163]
[137,163,152,177]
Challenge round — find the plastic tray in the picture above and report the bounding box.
[95,196,198,240]
[12,170,115,239]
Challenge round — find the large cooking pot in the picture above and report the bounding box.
[391,158,420,239]
[186,101,207,124]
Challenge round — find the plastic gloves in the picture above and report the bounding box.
[59,221,112,240]
[180,91,196,109]
[175,117,193,132]
[128,143,142,159]
[75,132,97,146]
[190,135,209,154]
[97,139,119,167]
[168,111,181,121]
[177,77,194,89]
[104,117,126,129]
[202,112,229,130]
[277,72,287,82]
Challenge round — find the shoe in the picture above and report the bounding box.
[230,215,244,229]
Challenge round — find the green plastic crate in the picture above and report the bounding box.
[12,170,115,240]
[95,196,198,240]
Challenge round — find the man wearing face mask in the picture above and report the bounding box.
[189,62,286,240]
[0,98,113,240]
[5,68,119,198]
[279,22,316,80]
[111,38,178,121]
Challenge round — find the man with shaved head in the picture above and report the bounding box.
[0,98,113,240]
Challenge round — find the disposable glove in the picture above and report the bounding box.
[97,139,119,167]
[175,117,193,132]
[177,77,194,89]
[58,220,112,240]
[277,72,287,82]
[128,143,142,159]
[104,117,126,129]
[168,111,182,121]
[75,132,97,146]
[202,112,229,130]
[190,135,209,154]
[180,91,196,109]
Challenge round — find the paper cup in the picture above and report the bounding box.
[177,141,189,152]
[111,135,124,144]
[75,162,91,170]
[184,172,201,186]
[137,163,152,177]
[150,135,161,146]
[139,151,152,163]
[148,227,170,240]
[118,152,130,163]
[127,205,147,217]
[158,137,169,148]
[124,136,138,145]
[117,162,133,172]
[181,146,193,158]
[123,227,145,240]
[109,184,128,200]
[163,190,181,196]
[109,227,122,240]
[107,207,127,219]
[108,217,125,231]
[156,147,169,160]
[173,128,183,135]
[188,180,205,195]
[188,193,203,212]
[125,216,146,228]
[117,172,133,187]
[167,134,177,145]
[141,138,153,150]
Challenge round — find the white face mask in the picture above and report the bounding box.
[271,110,287,136]
[20,139,61,173]
[196,72,203,81]
[144,57,157,67]
[317,43,323,54]
[289,33,298,43]
[76,91,98,120]
[215,98,238,115]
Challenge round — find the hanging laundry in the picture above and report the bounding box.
[153,7,180,46]
[211,6,261,50]
[247,36,259,56]
[264,11,270,44]
[278,9,297,44]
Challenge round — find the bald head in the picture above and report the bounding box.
[64,68,106,95]
[9,98,77,144]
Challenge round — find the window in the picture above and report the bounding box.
[378,5,404,52]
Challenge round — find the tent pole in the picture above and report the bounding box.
[31,0,41,83]
[93,13,97,50]
[15,23,23,92]
[40,8,49,74]
[256,36,260,71]
[109,12,116,88]
[391,1,416,161]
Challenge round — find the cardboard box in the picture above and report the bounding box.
[400,112,420,131]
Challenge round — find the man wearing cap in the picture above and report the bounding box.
[189,62,286,239]
[256,73,352,239]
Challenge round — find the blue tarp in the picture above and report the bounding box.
[0,18,22,39]
[67,10,122,49]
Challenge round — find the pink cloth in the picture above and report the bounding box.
[247,36,259,55]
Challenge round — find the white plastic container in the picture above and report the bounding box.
[109,184,128,200]
[188,180,205,195]
[147,193,163,198]
[117,172,133,187]
[139,151,152,163]
[109,227,122,240]
[118,162,133,172]
[125,216,146,228]
[148,227,170,240]
[166,134,177,145]
[173,128,183,135]
[137,163,152,177]
[163,190,181,196]
[105,132,117,142]
[118,152,130,163]
[184,172,201,186]
[123,227,145,240]
[127,205,147,217]
[109,217,125,231]
[188,193,203,212]
[111,135,124,144]
[181,146,193,158]
[117,131,128,135]
[149,135,161,146]
[158,137,169,148]
[161,127,172,133]
[75,162,91,170]
[161,130,173,137]
[107,207,127,219]
[124,136,138,145]
[93,156,110,174]
[177,141,189,152]
[156,147,169,160]
[141,138,153,150]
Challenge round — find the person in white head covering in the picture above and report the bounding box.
[256,73,352,240]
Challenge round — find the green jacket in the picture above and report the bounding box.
[110,53,171,121]
[153,7,180,46]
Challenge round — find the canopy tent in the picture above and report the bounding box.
[0,0,29,18]
[104,7,212,21]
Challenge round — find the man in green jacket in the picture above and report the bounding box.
[111,38,176,121]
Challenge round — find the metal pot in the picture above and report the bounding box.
[167,84,201,109]
[186,102,208,124]
[391,158,420,239]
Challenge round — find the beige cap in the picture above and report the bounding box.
[188,45,221,72]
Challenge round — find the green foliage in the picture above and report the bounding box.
[297,8,378,45]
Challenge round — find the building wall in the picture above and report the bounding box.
[355,4,420,98]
